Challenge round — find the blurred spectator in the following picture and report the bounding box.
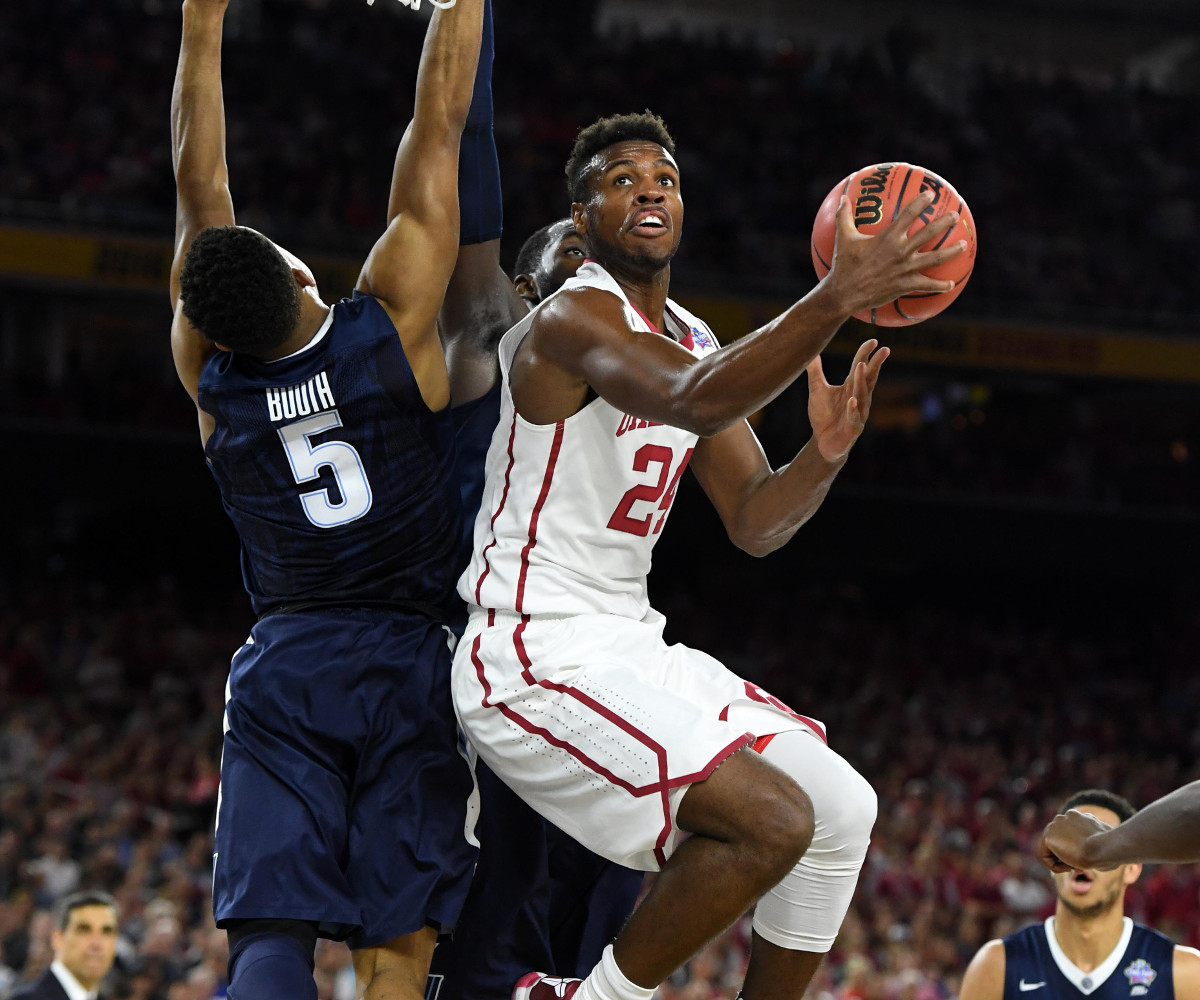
[9,891,117,1000]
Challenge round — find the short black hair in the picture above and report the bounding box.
[1060,789,1136,823]
[179,226,302,353]
[513,219,572,282]
[55,890,119,931]
[565,111,676,204]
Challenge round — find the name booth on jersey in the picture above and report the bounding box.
[266,372,337,423]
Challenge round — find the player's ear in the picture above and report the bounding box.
[514,273,539,303]
[1122,862,1142,886]
[291,266,315,289]
[571,203,588,237]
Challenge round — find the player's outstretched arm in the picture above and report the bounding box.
[169,0,234,441]
[1040,781,1200,871]
[959,940,1006,1000]
[357,0,485,409]
[525,191,962,436]
[438,0,527,405]
[689,340,888,556]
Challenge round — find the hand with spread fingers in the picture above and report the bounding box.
[807,339,889,463]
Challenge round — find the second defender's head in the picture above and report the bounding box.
[1052,789,1139,920]
[513,219,586,304]
[179,226,317,354]
[564,111,681,277]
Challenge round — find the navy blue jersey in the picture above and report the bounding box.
[451,382,502,585]
[1004,919,1176,1000]
[198,294,461,617]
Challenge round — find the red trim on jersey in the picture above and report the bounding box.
[514,421,564,614]
[473,415,519,604]
[718,684,828,745]
[468,615,755,867]
[752,734,776,754]
[628,302,659,334]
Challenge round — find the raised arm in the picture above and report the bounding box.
[356,0,485,407]
[438,0,528,405]
[690,340,888,556]
[1040,781,1200,870]
[520,191,961,435]
[169,0,234,431]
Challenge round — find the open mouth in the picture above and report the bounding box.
[1070,872,1095,894]
[630,211,668,237]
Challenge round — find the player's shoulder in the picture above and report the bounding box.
[961,939,1008,1000]
[1171,941,1200,986]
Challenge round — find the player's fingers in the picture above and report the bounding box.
[918,240,969,271]
[910,209,960,245]
[850,339,877,371]
[834,196,859,240]
[889,189,937,234]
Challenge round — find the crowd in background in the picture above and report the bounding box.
[1,0,1198,331]
[2,572,1197,999]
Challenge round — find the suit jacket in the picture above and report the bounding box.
[10,968,71,1000]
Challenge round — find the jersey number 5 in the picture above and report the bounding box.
[607,444,693,537]
[278,410,374,528]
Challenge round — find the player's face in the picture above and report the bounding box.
[53,905,118,988]
[536,224,587,299]
[573,141,682,276]
[1052,806,1140,919]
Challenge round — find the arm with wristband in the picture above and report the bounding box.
[440,0,529,406]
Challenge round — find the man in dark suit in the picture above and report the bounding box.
[12,891,118,1000]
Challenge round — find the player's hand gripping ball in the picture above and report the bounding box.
[811,162,976,326]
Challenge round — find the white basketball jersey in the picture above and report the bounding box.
[459,262,721,620]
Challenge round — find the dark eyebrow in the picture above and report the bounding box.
[603,157,677,173]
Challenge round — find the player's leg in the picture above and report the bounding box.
[600,747,815,991]
[226,919,319,1000]
[353,927,439,1000]
[739,730,878,1000]
[347,616,477,996]
[215,619,367,1000]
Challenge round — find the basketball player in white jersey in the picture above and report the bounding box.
[452,111,968,1000]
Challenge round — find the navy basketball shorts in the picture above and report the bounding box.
[212,608,478,950]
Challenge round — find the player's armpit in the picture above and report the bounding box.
[960,940,1007,1000]
[170,311,218,447]
[1172,946,1200,1000]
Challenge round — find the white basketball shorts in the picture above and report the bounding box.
[451,607,825,871]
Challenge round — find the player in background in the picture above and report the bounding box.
[1041,781,1200,871]
[429,7,643,996]
[962,790,1200,1000]
[168,0,483,997]
[452,110,968,1000]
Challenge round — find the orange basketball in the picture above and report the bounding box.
[810,162,977,326]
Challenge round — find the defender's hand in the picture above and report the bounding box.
[1038,809,1118,873]
[824,191,966,317]
[807,339,889,463]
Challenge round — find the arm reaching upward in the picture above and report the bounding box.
[169,0,235,442]
[1040,781,1200,870]
[357,0,486,409]
[438,0,528,405]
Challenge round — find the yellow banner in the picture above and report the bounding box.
[2,225,1197,383]
[677,294,1200,384]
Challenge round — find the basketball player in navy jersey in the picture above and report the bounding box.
[167,0,485,998]
[961,790,1200,1000]
[429,9,644,994]
[451,110,968,1000]
[1041,782,1200,872]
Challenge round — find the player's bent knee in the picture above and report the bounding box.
[745,776,815,882]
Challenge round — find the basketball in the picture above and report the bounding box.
[810,162,977,326]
